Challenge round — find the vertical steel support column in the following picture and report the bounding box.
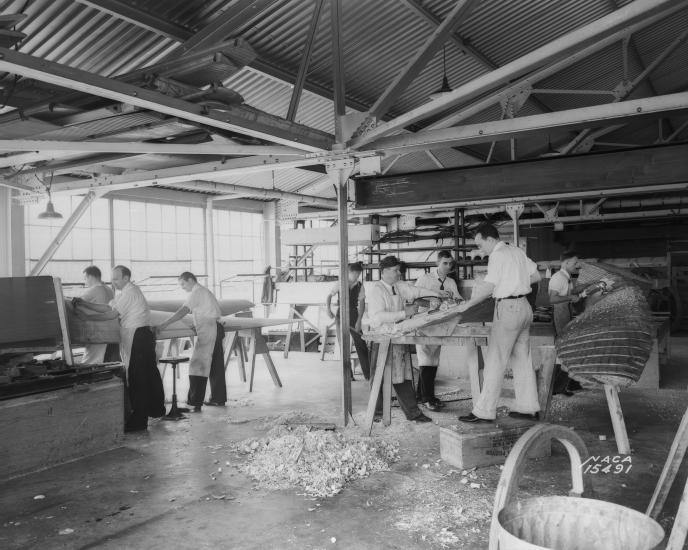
[30,191,99,276]
[459,208,467,279]
[205,198,217,296]
[337,169,351,423]
[108,197,115,268]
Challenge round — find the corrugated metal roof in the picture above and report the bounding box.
[0,0,687,196]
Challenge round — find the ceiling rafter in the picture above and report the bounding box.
[0,47,333,152]
[348,0,682,148]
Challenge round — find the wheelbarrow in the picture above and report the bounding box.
[489,420,688,550]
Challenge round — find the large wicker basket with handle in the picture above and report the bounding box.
[489,424,665,550]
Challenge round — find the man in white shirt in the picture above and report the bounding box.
[79,265,115,364]
[456,224,542,423]
[548,252,581,336]
[414,250,462,411]
[155,273,225,411]
[75,265,164,432]
[367,255,450,423]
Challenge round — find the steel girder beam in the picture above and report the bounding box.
[74,0,190,41]
[81,0,369,115]
[287,0,324,122]
[367,0,477,120]
[330,0,346,143]
[206,181,336,208]
[0,139,304,156]
[166,0,279,59]
[348,0,683,148]
[361,91,688,154]
[353,143,688,212]
[48,156,325,195]
[0,48,332,152]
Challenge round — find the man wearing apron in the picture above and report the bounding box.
[75,265,164,432]
[548,251,583,395]
[79,265,114,364]
[367,255,450,423]
[414,251,462,411]
[155,272,224,411]
[456,224,541,424]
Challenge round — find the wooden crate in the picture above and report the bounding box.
[0,378,124,480]
[440,417,550,469]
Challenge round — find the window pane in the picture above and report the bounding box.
[113,200,130,230]
[176,234,190,261]
[114,230,130,261]
[217,235,230,258]
[190,235,205,260]
[91,199,110,229]
[72,228,92,258]
[189,207,203,233]
[130,202,146,231]
[161,204,176,233]
[91,229,110,259]
[229,212,241,235]
[162,232,176,259]
[176,206,189,230]
[131,231,146,260]
[146,203,162,232]
[146,232,163,260]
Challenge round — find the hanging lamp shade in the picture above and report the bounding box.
[38,197,62,219]
[429,45,453,100]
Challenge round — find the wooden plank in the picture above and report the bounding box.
[666,477,688,550]
[0,379,124,480]
[147,298,254,317]
[364,340,389,435]
[535,345,557,420]
[53,278,74,366]
[382,349,392,426]
[354,143,688,210]
[439,417,550,470]
[604,384,631,455]
[647,406,688,518]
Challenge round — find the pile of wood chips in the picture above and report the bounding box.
[236,424,399,497]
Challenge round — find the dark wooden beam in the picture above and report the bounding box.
[354,143,688,211]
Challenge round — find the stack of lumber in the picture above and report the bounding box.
[557,263,654,387]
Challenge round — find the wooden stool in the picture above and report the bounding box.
[159,356,189,421]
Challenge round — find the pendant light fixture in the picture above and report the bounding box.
[38,171,63,219]
[429,45,452,100]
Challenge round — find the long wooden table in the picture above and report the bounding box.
[362,323,556,435]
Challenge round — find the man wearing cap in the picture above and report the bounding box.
[414,250,462,411]
[367,255,451,423]
[456,223,542,423]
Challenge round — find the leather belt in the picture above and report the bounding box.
[496,294,527,301]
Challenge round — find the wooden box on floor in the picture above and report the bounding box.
[440,417,550,469]
[0,378,124,480]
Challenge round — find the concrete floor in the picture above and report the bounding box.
[1,341,688,550]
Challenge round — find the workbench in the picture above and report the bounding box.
[362,322,556,435]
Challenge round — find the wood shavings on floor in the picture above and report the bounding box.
[235,421,399,497]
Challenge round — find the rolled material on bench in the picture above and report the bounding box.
[557,264,654,387]
[147,298,253,316]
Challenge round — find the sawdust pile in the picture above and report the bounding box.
[237,424,399,497]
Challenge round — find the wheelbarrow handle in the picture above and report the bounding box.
[488,423,589,550]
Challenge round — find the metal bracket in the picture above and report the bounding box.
[612,79,633,100]
[499,84,532,118]
[350,114,378,139]
[325,157,355,173]
[535,201,559,222]
[571,135,596,154]
[505,202,525,221]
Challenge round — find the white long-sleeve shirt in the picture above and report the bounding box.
[367,280,426,330]
[415,269,461,300]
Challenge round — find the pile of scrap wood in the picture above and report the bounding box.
[236,423,399,497]
[557,262,654,386]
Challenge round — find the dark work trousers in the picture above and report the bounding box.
[350,330,371,380]
[126,327,165,431]
[416,366,438,402]
[369,343,422,420]
[188,323,226,406]
[208,323,227,404]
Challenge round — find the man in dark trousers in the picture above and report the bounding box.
[368,256,451,423]
[326,261,370,380]
[75,265,164,432]
[154,272,225,411]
